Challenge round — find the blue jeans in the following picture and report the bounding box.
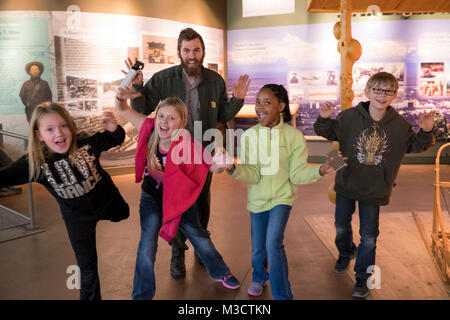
[250,204,292,300]
[334,193,380,280]
[132,191,230,300]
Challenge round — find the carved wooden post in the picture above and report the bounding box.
[328,0,362,204]
[334,0,362,111]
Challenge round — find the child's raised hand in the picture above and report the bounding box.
[319,101,334,119]
[319,150,347,176]
[116,87,142,102]
[121,57,144,85]
[102,111,118,132]
[210,147,234,174]
[418,110,436,132]
[115,87,142,112]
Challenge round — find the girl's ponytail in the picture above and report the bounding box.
[277,85,292,123]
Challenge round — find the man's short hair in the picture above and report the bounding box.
[366,72,399,91]
[177,28,205,54]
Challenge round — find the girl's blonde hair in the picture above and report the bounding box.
[28,102,78,180]
[147,97,188,171]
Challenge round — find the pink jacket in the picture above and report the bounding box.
[135,118,210,242]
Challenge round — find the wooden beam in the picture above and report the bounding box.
[339,0,352,110]
[307,0,450,13]
[337,0,361,110]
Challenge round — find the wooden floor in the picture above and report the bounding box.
[304,211,449,299]
[0,164,449,300]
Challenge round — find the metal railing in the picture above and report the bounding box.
[0,129,38,230]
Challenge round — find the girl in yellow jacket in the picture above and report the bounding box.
[224,84,340,299]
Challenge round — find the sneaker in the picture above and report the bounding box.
[215,273,240,290]
[334,246,357,273]
[170,253,186,279]
[247,282,264,296]
[352,277,370,299]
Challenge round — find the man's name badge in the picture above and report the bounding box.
[210,101,216,109]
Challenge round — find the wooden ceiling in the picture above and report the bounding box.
[307,0,450,13]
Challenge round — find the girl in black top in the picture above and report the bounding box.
[0,102,129,299]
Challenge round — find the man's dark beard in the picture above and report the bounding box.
[181,57,203,77]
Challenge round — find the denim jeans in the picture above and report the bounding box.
[250,204,293,300]
[334,193,380,280]
[132,191,231,300]
[171,171,212,255]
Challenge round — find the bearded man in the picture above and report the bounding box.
[124,27,250,280]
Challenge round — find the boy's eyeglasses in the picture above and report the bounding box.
[372,87,396,96]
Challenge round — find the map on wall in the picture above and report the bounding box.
[227,18,450,139]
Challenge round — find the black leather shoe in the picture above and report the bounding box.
[170,254,186,279]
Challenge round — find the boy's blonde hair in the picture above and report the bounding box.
[28,102,78,180]
[366,72,399,92]
[147,97,188,171]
